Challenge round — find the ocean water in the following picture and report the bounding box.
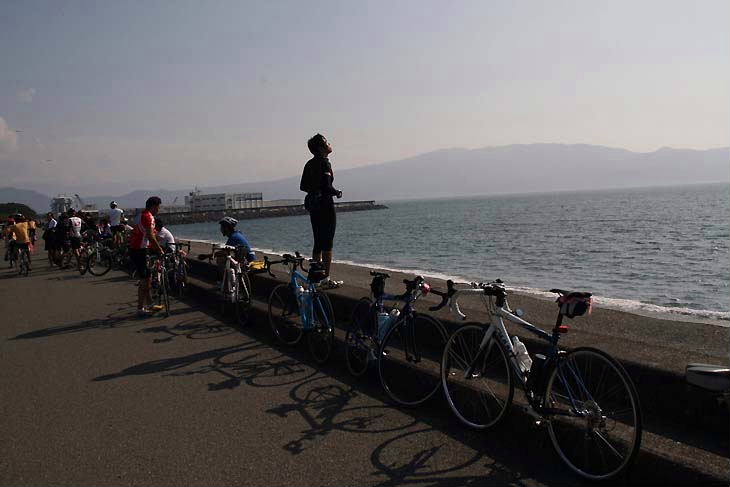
[169,183,730,323]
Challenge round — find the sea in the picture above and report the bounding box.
[169,183,730,324]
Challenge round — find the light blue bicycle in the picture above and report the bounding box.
[266,253,335,364]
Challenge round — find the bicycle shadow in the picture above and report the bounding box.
[138,317,237,344]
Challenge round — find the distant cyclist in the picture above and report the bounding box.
[4,214,32,270]
[67,209,85,269]
[300,133,343,288]
[109,201,125,247]
[44,212,58,266]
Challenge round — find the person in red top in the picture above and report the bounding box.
[130,196,164,317]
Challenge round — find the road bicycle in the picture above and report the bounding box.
[266,253,335,364]
[12,244,31,277]
[346,272,448,407]
[430,279,642,481]
[148,252,171,317]
[165,242,190,297]
[198,244,254,327]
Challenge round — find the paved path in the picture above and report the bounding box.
[0,259,721,486]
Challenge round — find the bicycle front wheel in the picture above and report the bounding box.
[307,292,335,364]
[545,347,642,481]
[268,284,304,345]
[345,298,375,377]
[441,325,513,429]
[378,314,447,407]
[234,271,252,327]
[87,249,112,276]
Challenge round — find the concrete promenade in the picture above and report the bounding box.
[0,252,727,486]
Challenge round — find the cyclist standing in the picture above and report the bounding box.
[44,212,58,266]
[67,209,85,270]
[4,214,32,270]
[129,196,164,317]
[109,201,124,247]
[300,133,343,287]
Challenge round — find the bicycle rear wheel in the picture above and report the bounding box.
[19,251,29,276]
[345,298,375,377]
[545,347,642,481]
[234,271,252,327]
[378,314,447,407]
[268,284,304,345]
[441,325,513,429]
[78,248,89,275]
[307,292,335,364]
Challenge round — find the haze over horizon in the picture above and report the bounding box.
[1,1,728,195]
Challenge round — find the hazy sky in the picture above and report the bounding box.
[1,0,728,195]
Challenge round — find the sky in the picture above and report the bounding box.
[1,0,728,195]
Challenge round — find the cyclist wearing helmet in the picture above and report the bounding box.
[109,201,125,247]
[219,217,255,261]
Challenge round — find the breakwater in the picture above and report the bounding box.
[158,200,386,225]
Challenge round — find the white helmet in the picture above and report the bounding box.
[219,216,238,227]
[110,201,118,208]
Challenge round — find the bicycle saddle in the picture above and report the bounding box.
[686,363,730,392]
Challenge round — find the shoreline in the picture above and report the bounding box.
[179,237,729,328]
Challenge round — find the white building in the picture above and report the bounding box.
[185,191,263,211]
[51,195,74,215]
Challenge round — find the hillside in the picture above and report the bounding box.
[0,187,50,213]
[0,203,37,221]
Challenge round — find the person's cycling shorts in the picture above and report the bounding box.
[130,248,150,279]
[70,237,82,250]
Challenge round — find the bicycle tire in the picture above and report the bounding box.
[345,297,375,377]
[307,292,335,364]
[234,271,252,327]
[78,248,89,275]
[160,270,170,317]
[87,248,112,276]
[544,347,642,481]
[268,284,304,345]
[175,259,188,297]
[378,313,447,407]
[19,251,29,276]
[441,325,513,429]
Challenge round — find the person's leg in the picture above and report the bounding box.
[321,208,336,277]
[310,210,322,262]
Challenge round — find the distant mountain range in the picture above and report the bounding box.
[3,144,728,211]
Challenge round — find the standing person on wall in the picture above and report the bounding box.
[300,133,343,288]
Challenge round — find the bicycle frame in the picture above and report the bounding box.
[284,262,329,331]
[453,288,592,417]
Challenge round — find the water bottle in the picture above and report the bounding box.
[300,287,312,325]
[512,336,532,374]
[376,312,390,342]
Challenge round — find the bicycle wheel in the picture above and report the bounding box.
[88,248,112,276]
[345,298,375,377]
[378,313,447,407]
[544,347,642,481]
[441,325,513,429]
[175,259,188,297]
[158,270,170,317]
[78,248,89,275]
[307,292,335,364]
[234,271,252,327]
[19,252,29,276]
[268,284,304,345]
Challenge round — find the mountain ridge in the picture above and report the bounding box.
[3,144,727,210]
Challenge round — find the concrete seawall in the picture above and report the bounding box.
[157,200,387,225]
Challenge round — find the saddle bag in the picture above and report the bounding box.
[558,295,592,318]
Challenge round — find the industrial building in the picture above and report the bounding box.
[185,191,263,212]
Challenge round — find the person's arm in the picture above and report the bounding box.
[144,215,163,253]
[320,162,342,198]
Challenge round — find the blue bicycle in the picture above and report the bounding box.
[266,253,335,364]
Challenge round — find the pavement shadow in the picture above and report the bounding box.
[10,313,138,340]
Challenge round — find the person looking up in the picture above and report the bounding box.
[300,133,342,287]
[129,196,164,317]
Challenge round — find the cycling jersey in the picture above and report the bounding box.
[157,227,175,250]
[130,211,155,250]
[226,231,255,261]
[68,217,83,238]
[109,208,123,226]
[6,223,31,244]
